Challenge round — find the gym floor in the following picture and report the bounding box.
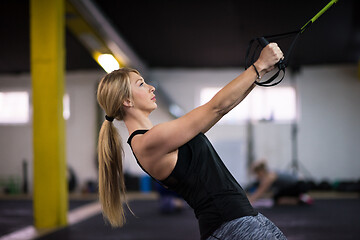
[1,192,359,240]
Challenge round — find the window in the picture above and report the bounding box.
[0,92,70,124]
[63,94,70,120]
[200,87,296,124]
[0,92,29,124]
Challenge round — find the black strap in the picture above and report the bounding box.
[127,129,169,188]
[256,68,285,87]
[127,129,152,178]
[127,129,148,146]
[245,30,301,87]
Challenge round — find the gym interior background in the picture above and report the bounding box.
[0,0,359,239]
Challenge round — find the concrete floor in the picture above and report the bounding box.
[1,191,359,240]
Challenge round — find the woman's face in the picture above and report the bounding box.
[128,72,157,113]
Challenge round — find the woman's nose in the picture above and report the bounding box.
[149,84,155,92]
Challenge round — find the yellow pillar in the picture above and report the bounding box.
[30,0,68,228]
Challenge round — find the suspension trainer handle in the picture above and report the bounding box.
[252,37,286,87]
[258,37,269,48]
[258,37,286,70]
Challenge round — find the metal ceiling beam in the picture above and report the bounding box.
[66,0,147,74]
[65,0,183,118]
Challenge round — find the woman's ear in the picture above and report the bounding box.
[123,99,133,108]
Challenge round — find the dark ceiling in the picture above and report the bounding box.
[0,0,358,74]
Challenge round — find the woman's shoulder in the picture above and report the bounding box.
[127,129,148,146]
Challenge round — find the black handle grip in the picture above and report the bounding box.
[258,37,269,48]
[258,37,285,70]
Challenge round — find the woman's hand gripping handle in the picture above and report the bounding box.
[253,37,284,80]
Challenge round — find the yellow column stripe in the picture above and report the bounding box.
[30,0,68,228]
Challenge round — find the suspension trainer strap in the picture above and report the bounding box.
[245,32,298,87]
[245,0,339,87]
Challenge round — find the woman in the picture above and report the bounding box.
[249,160,312,206]
[97,43,286,240]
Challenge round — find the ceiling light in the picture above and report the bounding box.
[97,54,119,73]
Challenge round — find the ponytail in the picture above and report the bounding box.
[98,120,127,226]
[96,67,140,226]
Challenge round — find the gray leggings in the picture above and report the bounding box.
[207,213,287,240]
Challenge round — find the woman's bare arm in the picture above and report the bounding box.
[133,43,283,160]
[248,172,277,203]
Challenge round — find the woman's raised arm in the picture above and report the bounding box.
[132,43,283,160]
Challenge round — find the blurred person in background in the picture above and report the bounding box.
[248,160,313,206]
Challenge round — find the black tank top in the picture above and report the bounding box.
[127,130,257,240]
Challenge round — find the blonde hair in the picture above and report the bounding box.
[97,68,139,226]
